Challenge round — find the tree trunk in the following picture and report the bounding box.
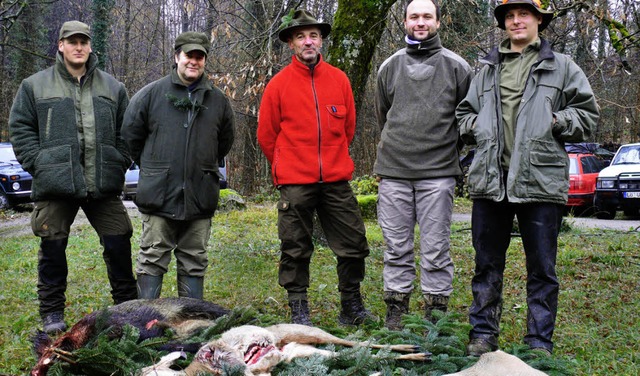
[327,0,397,114]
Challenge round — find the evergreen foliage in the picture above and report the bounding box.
[91,0,115,69]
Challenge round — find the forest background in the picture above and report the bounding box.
[0,0,638,197]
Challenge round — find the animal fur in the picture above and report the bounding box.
[442,350,548,376]
[140,323,428,376]
[31,297,228,376]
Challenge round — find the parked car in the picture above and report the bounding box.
[121,158,228,201]
[566,153,607,215]
[122,163,139,200]
[0,142,33,209]
[594,142,640,219]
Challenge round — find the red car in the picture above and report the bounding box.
[566,153,608,214]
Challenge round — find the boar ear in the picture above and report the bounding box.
[32,330,52,357]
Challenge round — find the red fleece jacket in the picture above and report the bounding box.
[257,55,356,186]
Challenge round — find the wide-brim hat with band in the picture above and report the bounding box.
[494,0,554,31]
[59,21,91,40]
[277,9,331,42]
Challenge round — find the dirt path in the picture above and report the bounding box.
[2,202,639,239]
[0,201,140,238]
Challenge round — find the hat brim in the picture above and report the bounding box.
[494,3,554,31]
[59,31,91,40]
[181,43,208,56]
[278,23,331,43]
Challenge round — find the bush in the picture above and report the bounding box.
[350,175,378,195]
[357,194,377,220]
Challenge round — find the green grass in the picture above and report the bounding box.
[1,201,639,375]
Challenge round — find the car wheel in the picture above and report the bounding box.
[595,206,616,219]
[0,192,9,210]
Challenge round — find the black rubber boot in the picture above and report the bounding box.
[137,274,163,299]
[288,299,312,326]
[38,238,69,318]
[339,292,377,326]
[424,293,449,323]
[177,275,204,299]
[102,234,137,304]
[383,292,411,331]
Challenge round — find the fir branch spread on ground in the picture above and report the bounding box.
[40,307,571,376]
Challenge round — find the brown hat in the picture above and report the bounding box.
[277,9,331,42]
[59,21,91,40]
[174,31,210,56]
[494,0,554,31]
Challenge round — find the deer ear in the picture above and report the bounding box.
[32,330,52,357]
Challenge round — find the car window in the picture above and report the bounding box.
[569,157,578,174]
[582,156,599,174]
[613,146,640,164]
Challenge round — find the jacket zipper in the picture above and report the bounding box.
[310,65,323,183]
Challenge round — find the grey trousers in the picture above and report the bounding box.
[378,177,455,296]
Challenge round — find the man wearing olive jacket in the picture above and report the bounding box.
[456,0,599,356]
[122,31,235,300]
[9,20,137,334]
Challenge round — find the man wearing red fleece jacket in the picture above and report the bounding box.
[257,9,373,327]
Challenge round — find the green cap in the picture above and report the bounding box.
[59,21,91,40]
[174,31,209,56]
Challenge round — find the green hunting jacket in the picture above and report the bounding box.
[122,69,235,221]
[456,38,599,205]
[9,52,130,200]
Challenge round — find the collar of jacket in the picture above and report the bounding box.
[481,37,554,66]
[405,33,442,57]
[170,68,213,92]
[289,53,326,75]
[55,51,98,82]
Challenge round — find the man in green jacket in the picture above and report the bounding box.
[122,32,235,300]
[9,21,137,334]
[456,0,599,357]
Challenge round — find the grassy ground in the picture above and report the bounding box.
[1,200,639,375]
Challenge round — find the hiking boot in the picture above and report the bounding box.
[42,311,67,335]
[423,293,449,323]
[338,293,377,326]
[466,338,497,357]
[383,292,410,331]
[289,299,312,326]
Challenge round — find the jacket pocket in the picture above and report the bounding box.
[135,166,169,210]
[98,144,127,194]
[33,145,75,196]
[467,139,500,196]
[526,140,567,197]
[325,105,347,137]
[194,169,219,213]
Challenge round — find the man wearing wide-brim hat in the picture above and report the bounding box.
[258,9,375,327]
[456,0,599,357]
[122,31,235,301]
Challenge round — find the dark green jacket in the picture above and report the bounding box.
[456,38,600,204]
[122,70,235,220]
[9,52,130,200]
